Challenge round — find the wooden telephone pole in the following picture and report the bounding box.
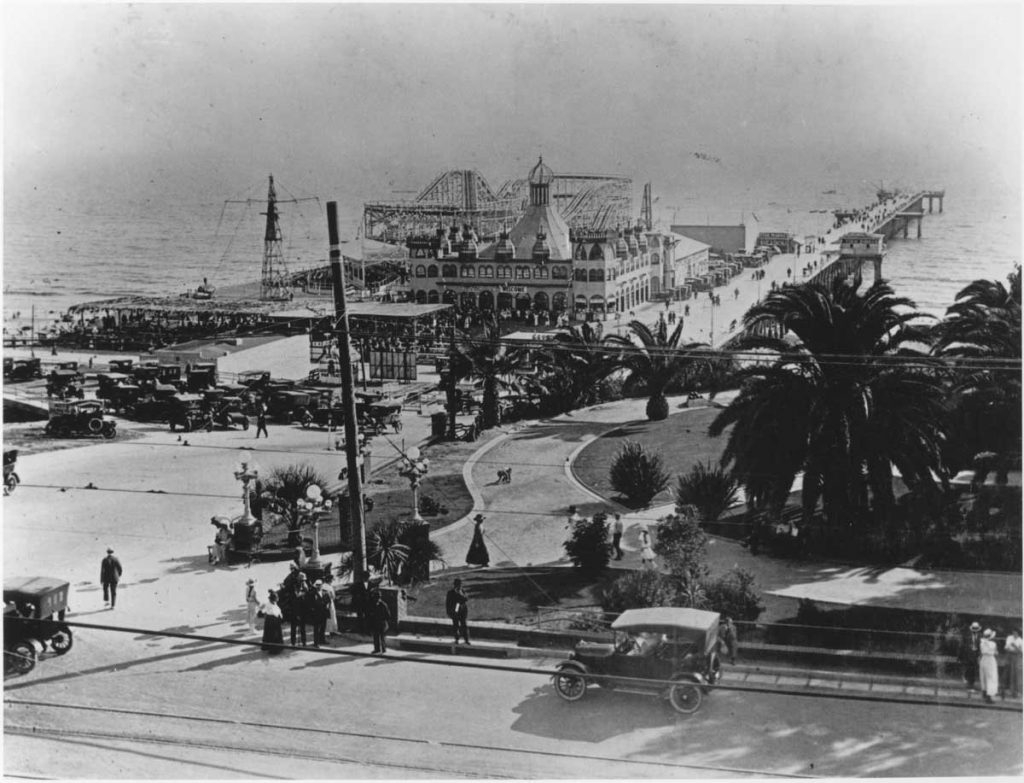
[327,202,367,577]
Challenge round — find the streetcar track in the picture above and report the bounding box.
[5,698,809,778]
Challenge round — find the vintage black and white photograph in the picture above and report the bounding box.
[3,2,1021,778]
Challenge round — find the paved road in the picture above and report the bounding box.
[5,625,1022,779]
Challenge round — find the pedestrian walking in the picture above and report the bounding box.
[980,628,1000,703]
[446,578,471,645]
[961,621,983,690]
[638,525,657,570]
[255,403,269,439]
[466,513,490,568]
[718,616,738,664]
[611,513,624,560]
[288,573,310,647]
[245,578,260,634]
[259,591,284,654]
[309,580,330,647]
[1005,628,1023,698]
[370,590,391,654]
[100,547,123,609]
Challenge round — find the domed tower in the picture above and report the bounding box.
[635,222,649,253]
[435,226,450,258]
[460,224,479,260]
[532,231,550,264]
[528,156,554,207]
[625,226,640,257]
[494,228,515,261]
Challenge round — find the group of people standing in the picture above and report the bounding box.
[960,621,1023,702]
[255,565,340,653]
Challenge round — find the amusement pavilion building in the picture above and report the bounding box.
[404,158,710,318]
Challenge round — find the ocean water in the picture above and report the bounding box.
[2,175,1019,338]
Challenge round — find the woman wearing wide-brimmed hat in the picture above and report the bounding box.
[466,513,490,568]
[979,628,1000,703]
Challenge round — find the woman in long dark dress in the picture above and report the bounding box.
[466,513,490,567]
[260,590,285,654]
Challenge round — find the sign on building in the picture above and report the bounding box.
[368,351,417,381]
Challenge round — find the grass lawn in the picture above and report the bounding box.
[572,401,731,507]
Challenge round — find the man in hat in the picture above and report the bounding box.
[288,572,310,647]
[245,577,260,634]
[979,628,1000,702]
[445,578,470,645]
[611,513,624,561]
[370,589,391,654]
[308,580,331,647]
[100,547,123,609]
[961,621,983,690]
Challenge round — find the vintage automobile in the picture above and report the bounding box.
[360,400,403,434]
[131,383,180,422]
[209,396,250,430]
[552,607,722,715]
[267,389,320,423]
[4,576,74,675]
[46,368,86,399]
[186,362,218,393]
[108,358,135,374]
[4,450,20,496]
[167,393,211,432]
[44,400,117,439]
[5,357,43,382]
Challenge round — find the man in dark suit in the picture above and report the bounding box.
[100,548,123,609]
[288,573,310,647]
[961,621,983,690]
[446,578,470,645]
[309,580,331,647]
[370,590,391,654]
[350,572,371,634]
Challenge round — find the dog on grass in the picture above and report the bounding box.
[497,467,512,484]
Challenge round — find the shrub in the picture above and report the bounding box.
[653,508,709,583]
[418,495,448,517]
[645,394,670,421]
[675,461,739,522]
[563,511,612,573]
[367,521,409,584]
[600,569,679,614]
[609,441,671,506]
[700,567,765,622]
[398,522,445,583]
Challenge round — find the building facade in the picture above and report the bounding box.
[405,158,695,317]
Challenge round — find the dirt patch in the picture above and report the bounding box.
[2,420,149,458]
[572,402,730,505]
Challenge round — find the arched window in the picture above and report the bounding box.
[479,265,493,278]
[427,290,440,304]
[442,264,458,278]
[517,266,532,279]
[534,265,549,279]
[415,265,427,278]
[461,266,475,277]
[426,264,438,278]
[588,244,604,261]
[497,265,511,279]
[651,253,661,266]
[551,265,568,280]
[574,268,587,282]
[415,290,427,303]
[575,244,588,261]
[588,268,605,282]
[552,292,567,311]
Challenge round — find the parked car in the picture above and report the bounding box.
[5,357,43,382]
[267,390,319,423]
[209,396,250,430]
[4,576,74,676]
[46,368,86,399]
[167,393,210,432]
[107,358,134,374]
[3,450,20,496]
[44,400,117,439]
[552,607,722,715]
[132,384,180,422]
[186,362,218,393]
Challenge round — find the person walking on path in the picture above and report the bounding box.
[962,621,983,691]
[370,590,391,654]
[288,573,310,647]
[980,628,1000,703]
[446,578,471,645]
[1005,628,1023,699]
[100,547,123,609]
[466,513,490,568]
[259,591,284,654]
[638,525,657,570]
[245,578,260,634]
[611,513,624,560]
[255,403,269,439]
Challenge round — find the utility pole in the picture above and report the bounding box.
[328,202,367,577]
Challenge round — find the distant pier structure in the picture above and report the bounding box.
[872,189,945,241]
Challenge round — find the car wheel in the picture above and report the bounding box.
[8,641,37,675]
[88,417,103,433]
[102,423,117,439]
[553,666,587,702]
[668,681,702,715]
[49,627,73,655]
[706,652,722,687]
[4,473,18,496]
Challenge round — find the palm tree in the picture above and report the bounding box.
[604,319,714,420]
[933,265,1022,475]
[445,315,526,432]
[535,322,619,414]
[709,276,948,536]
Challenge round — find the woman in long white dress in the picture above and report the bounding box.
[979,628,1000,703]
[638,525,657,570]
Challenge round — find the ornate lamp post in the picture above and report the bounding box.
[297,484,333,569]
[400,446,430,523]
[233,450,260,525]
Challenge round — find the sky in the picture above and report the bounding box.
[3,3,1021,217]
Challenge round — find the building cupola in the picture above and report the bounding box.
[635,222,649,252]
[435,226,450,258]
[460,224,478,260]
[528,156,554,207]
[614,227,629,260]
[625,226,639,256]
[494,228,515,261]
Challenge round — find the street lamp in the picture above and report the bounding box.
[298,484,333,569]
[400,445,430,523]
[233,449,259,526]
